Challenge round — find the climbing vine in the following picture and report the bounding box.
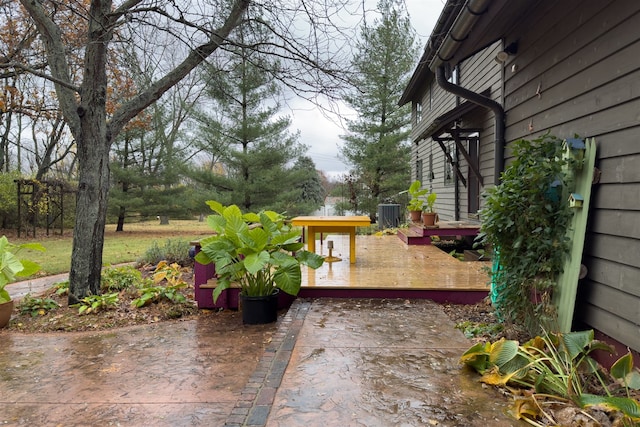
[478,133,575,335]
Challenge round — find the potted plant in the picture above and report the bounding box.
[0,235,44,328]
[422,192,438,227]
[407,180,428,222]
[195,201,324,324]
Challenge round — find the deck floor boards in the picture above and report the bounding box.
[301,234,490,292]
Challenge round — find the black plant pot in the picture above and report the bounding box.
[241,289,279,325]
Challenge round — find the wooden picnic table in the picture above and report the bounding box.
[291,216,371,263]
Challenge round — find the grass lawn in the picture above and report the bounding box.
[8,219,213,277]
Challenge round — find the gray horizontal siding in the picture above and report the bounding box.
[503,0,640,352]
[584,257,640,298]
[578,302,640,356]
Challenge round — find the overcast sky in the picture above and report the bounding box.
[289,0,446,178]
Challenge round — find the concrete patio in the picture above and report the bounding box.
[0,234,523,426]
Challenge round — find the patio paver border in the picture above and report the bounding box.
[224,299,311,427]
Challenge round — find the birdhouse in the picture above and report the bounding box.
[545,179,563,203]
[562,138,586,168]
[568,193,584,208]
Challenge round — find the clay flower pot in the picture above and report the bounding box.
[422,212,438,227]
[0,299,14,328]
[409,210,422,222]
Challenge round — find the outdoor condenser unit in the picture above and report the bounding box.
[377,204,401,230]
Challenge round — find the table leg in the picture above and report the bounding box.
[307,226,316,254]
[349,227,356,263]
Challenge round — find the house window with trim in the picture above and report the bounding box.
[416,159,423,183]
[428,153,433,182]
[444,142,455,186]
[415,101,422,124]
[447,65,459,84]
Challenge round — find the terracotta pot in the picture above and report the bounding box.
[409,210,422,222]
[0,299,14,328]
[422,212,438,227]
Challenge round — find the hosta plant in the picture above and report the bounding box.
[72,293,119,315]
[131,262,189,308]
[461,330,640,425]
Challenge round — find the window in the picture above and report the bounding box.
[416,159,423,183]
[415,101,423,124]
[444,142,455,186]
[447,65,459,84]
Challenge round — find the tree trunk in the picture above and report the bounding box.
[116,205,126,232]
[68,135,110,304]
[67,0,112,304]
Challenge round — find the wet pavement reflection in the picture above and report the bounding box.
[1,299,522,426]
[266,299,520,427]
[0,313,276,426]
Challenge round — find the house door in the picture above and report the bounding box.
[467,137,480,216]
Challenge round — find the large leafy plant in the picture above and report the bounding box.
[477,133,574,334]
[0,235,44,303]
[407,180,428,211]
[195,201,324,302]
[461,330,640,425]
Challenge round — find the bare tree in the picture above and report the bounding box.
[9,0,356,302]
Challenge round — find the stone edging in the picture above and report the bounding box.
[224,299,311,426]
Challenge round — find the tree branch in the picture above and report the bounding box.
[0,61,80,92]
[108,0,250,136]
[18,0,81,134]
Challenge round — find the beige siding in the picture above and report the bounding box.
[502,0,640,351]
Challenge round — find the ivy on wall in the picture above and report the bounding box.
[478,133,575,335]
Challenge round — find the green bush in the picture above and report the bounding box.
[138,238,192,266]
[100,265,144,292]
[0,171,21,229]
[478,133,574,335]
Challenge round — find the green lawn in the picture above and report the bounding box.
[12,219,213,277]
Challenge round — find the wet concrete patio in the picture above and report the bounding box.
[0,297,522,426]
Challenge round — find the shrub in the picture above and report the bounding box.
[0,171,21,229]
[477,133,574,335]
[138,238,192,266]
[100,265,143,292]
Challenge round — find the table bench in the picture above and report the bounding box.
[291,216,371,263]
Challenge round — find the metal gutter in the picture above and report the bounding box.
[429,0,493,71]
[428,0,505,184]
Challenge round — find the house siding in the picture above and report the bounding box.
[501,0,640,351]
[410,42,501,221]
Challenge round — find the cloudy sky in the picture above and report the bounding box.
[289,0,446,178]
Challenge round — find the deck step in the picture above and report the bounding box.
[397,228,433,245]
[399,221,481,246]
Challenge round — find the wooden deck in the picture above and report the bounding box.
[297,234,490,304]
[193,233,492,308]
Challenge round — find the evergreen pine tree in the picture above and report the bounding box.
[340,0,419,220]
[192,26,319,214]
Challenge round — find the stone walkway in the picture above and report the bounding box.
[1,291,522,426]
